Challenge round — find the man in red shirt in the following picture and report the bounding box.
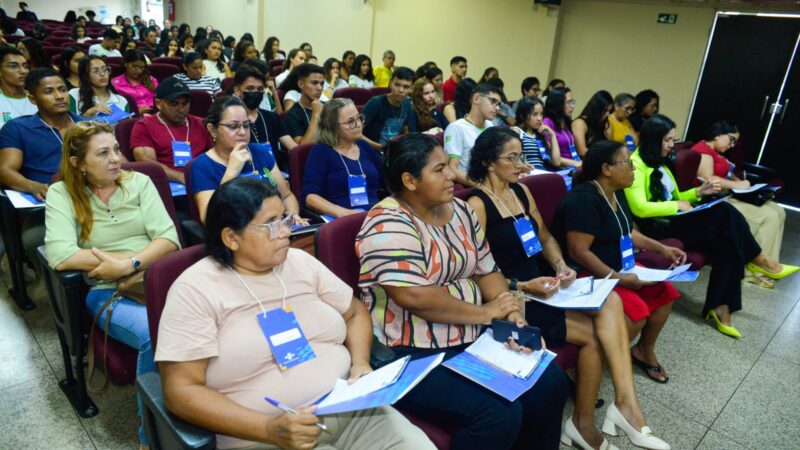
[442,56,467,103]
[131,76,213,184]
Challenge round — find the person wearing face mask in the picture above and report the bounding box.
[233,66,296,172]
[174,52,222,96]
[607,93,638,151]
[361,67,416,150]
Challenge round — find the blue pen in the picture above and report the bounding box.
[264,397,329,432]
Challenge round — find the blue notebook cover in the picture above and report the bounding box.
[675,196,729,216]
[314,352,443,415]
[442,350,556,402]
[96,104,132,124]
[669,270,699,282]
[169,182,187,197]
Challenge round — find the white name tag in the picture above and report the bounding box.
[521,231,535,241]
[269,328,302,346]
[350,187,366,194]
[622,249,634,258]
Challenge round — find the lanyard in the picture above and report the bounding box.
[230,265,288,316]
[479,185,527,225]
[337,146,366,177]
[593,181,630,238]
[251,110,270,144]
[40,115,76,145]
[157,113,189,143]
[301,105,311,125]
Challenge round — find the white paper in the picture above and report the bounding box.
[4,189,44,209]
[317,356,410,408]
[524,276,618,310]
[622,263,691,282]
[465,330,544,379]
[732,183,766,194]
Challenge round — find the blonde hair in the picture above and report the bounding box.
[315,97,354,147]
[60,121,128,242]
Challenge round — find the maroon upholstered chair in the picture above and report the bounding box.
[673,148,701,192]
[184,158,201,223]
[220,76,235,94]
[147,63,180,82]
[288,143,314,199]
[115,117,140,162]
[369,87,391,97]
[152,56,182,68]
[116,90,140,116]
[267,59,284,72]
[104,56,123,66]
[189,90,213,118]
[332,87,372,106]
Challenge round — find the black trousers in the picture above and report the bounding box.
[392,345,568,450]
[640,202,761,315]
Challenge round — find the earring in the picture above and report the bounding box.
[81,170,86,177]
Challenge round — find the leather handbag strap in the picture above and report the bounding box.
[86,292,121,394]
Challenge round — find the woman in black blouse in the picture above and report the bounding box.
[467,128,670,450]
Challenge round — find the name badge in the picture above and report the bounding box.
[537,139,550,161]
[569,144,580,161]
[625,135,635,151]
[172,141,191,168]
[514,217,543,257]
[348,175,369,207]
[727,162,735,180]
[249,142,275,160]
[620,235,635,271]
[256,307,316,371]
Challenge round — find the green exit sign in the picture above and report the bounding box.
[658,13,678,24]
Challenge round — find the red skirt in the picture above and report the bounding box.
[613,282,680,322]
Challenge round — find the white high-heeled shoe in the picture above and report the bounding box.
[561,416,619,450]
[601,403,670,450]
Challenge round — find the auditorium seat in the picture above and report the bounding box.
[333,87,372,106]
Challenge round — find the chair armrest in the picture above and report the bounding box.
[180,220,205,246]
[742,163,778,182]
[36,245,89,355]
[370,335,397,369]
[137,372,216,450]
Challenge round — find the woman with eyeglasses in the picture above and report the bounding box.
[690,121,788,289]
[111,49,158,114]
[190,96,302,224]
[45,122,180,449]
[70,55,130,118]
[624,114,796,338]
[543,87,582,168]
[301,98,383,218]
[468,129,672,450]
[607,93,638,150]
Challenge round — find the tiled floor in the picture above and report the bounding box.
[1,212,799,450]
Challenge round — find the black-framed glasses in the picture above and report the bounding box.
[339,114,365,129]
[219,121,252,131]
[498,154,526,165]
[481,95,501,108]
[248,213,295,239]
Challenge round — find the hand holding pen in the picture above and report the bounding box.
[264,397,331,446]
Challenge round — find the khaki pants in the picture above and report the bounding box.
[239,406,435,450]
[726,198,786,261]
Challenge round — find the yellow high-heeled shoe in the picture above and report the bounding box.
[705,310,742,339]
[746,262,800,280]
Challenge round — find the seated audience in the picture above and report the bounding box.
[630,89,659,132]
[16,2,37,21]
[373,50,395,88]
[230,39,258,72]
[424,65,444,104]
[348,54,375,89]
[141,27,160,55]
[511,76,541,114]
[468,129,672,450]
[362,66,415,148]
[356,133,568,449]
[340,50,355,79]
[279,66,330,112]
[691,121,788,288]
[70,23,90,43]
[275,48,306,87]
[160,38,182,58]
[572,90,613,158]
[59,46,86,90]
[515,96,559,169]
[0,47,37,129]
[190,96,301,223]
[111,49,158,114]
[89,29,123,57]
[543,87,581,168]
[443,77,477,124]
[70,56,130,117]
[608,93,638,150]
[283,63,325,145]
[442,55,467,103]
[624,114,796,338]
[484,77,515,126]
[174,52,222,96]
[300,42,313,57]
[239,58,283,113]
[541,78,566,102]
[478,67,499,84]
[302,98,383,216]
[407,78,449,133]
[444,82,500,187]
[261,36,283,61]
[17,37,50,70]
[131,76,214,184]
[222,35,236,60]
[30,21,46,40]
[156,176,435,450]
[45,121,179,448]
[179,33,195,55]
[198,38,232,80]
[322,57,349,96]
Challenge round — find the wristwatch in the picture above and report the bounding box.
[130,256,142,272]
[509,279,518,291]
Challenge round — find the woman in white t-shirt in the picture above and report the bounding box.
[348,54,375,89]
[322,57,349,98]
[198,38,232,80]
[69,56,129,117]
[274,48,306,87]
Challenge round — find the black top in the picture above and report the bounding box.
[552,182,634,272]
[629,113,645,132]
[250,108,289,171]
[284,103,313,140]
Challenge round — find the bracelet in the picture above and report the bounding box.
[509,279,518,291]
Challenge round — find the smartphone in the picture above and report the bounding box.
[491,320,542,351]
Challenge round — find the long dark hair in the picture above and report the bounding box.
[77,55,118,115]
[198,38,226,73]
[410,78,437,131]
[578,90,613,147]
[468,127,520,182]
[633,89,659,118]
[123,49,156,92]
[59,46,85,79]
[638,114,676,201]
[232,40,255,63]
[543,87,572,131]
[703,120,737,141]
[574,140,626,184]
[20,37,50,69]
[351,54,374,81]
[262,36,280,60]
[515,96,544,134]
[384,133,441,194]
[453,77,478,119]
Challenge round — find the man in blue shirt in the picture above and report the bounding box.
[361,66,415,150]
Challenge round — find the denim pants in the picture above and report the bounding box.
[86,288,153,445]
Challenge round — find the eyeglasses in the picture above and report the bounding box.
[608,159,633,168]
[90,67,110,75]
[727,134,737,146]
[339,114,365,129]
[2,62,29,71]
[248,213,295,239]
[481,95,501,108]
[219,121,252,131]
[566,99,576,107]
[498,154,526,166]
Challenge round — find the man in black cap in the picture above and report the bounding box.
[131,76,214,184]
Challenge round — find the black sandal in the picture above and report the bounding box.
[631,354,669,384]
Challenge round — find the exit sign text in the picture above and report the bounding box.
[657,13,678,24]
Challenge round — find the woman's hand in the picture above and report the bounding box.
[659,245,687,268]
[346,361,373,384]
[538,123,554,137]
[226,142,252,177]
[696,178,721,197]
[87,248,134,281]
[292,215,310,226]
[482,291,521,324]
[264,406,322,450]
[619,273,656,290]
[555,265,577,288]
[676,200,693,212]
[521,277,560,298]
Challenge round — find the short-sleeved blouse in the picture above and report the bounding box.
[356,197,498,348]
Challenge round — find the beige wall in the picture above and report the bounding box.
[551,0,715,136]
[6,0,139,23]
[173,0,259,43]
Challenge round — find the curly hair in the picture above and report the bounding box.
[410,78,438,131]
[467,126,520,182]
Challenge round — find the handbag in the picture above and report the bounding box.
[86,271,145,393]
[732,185,775,206]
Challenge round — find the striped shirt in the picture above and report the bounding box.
[356,197,498,348]
[520,131,547,169]
[174,73,222,96]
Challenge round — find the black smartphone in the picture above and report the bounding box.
[491,320,542,350]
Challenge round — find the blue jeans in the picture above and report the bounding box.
[86,288,153,445]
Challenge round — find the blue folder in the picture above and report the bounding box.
[96,104,133,124]
[169,181,187,197]
[442,350,556,402]
[675,195,730,216]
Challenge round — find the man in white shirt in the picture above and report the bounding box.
[0,47,37,129]
[89,29,122,58]
[443,83,502,187]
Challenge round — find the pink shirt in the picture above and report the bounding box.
[111,74,158,110]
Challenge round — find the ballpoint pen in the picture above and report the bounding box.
[264,397,330,432]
